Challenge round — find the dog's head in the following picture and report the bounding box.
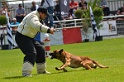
[49,49,64,59]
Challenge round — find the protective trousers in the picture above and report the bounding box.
[15,32,48,76]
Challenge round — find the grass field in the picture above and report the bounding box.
[0,37,124,82]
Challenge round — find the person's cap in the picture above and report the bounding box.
[37,7,49,15]
[13,18,16,21]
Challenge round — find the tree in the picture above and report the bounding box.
[0,15,7,25]
[74,0,104,41]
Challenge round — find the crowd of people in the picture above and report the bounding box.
[1,0,124,27]
[0,1,104,22]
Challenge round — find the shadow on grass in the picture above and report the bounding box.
[3,76,24,79]
[49,69,87,75]
[3,72,65,79]
[3,69,86,79]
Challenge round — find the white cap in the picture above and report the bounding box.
[13,18,16,20]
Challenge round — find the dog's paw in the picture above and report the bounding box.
[63,69,67,72]
[55,67,59,70]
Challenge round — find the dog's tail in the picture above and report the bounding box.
[92,60,109,68]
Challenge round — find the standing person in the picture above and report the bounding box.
[100,0,107,7]
[42,0,54,28]
[99,0,110,16]
[30,1,39,12]
[0,5,11,18]
[15,4,26,23]
[54,0,62,20]
[15,7,55,77]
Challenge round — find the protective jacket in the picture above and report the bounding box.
[17,11,49,38]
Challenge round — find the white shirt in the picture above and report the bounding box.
[17,11,49,38]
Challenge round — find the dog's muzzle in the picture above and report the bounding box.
[49,52,56,59]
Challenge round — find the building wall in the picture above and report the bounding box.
[107,0,124,11]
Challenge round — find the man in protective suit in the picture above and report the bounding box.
[15,7,55,77]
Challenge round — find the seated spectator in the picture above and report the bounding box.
[69,0,79,18]
[30,1,39,12]
[11,18,20,25]
[15,4,26,23]
[11,18,20,33]
[54,0,62,20]
[78,0,87,9]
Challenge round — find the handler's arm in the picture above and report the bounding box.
[29,16,50,33]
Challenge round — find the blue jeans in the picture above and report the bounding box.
[44,7,54,27]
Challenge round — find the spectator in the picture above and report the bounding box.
[121,9,124,15]
[99,0,110,16]
[0,5,11,16]
[117,4,124,15]
[0,6,7,15]
[116,4,124,20]
[42,0,54,28]
[30,1,39,12]
[11,18,20,25]
[100,0,107,7]
[15,7,55,77]
[69,0,79,18]
[54,0,62,20]
[11,18,20,33]
[80,3,87,10]
[15,4,26,23]
[103,6,110,16]
[79,0,87,9]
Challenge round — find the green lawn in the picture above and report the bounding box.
[0,37,124,82]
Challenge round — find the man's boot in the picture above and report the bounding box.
[36,63,50,74]
[22,62,33,77]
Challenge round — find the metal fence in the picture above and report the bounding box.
[54,15,124,36]
[4,0,124,36]
[116,20,124,35]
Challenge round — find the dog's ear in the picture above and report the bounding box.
[59,49,63,54]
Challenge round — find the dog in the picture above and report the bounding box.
[49,49,109,72]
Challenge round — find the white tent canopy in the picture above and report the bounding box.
[0,0,59,8]
[0,0,42,8]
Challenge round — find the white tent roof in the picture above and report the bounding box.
[0,0,42,8]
